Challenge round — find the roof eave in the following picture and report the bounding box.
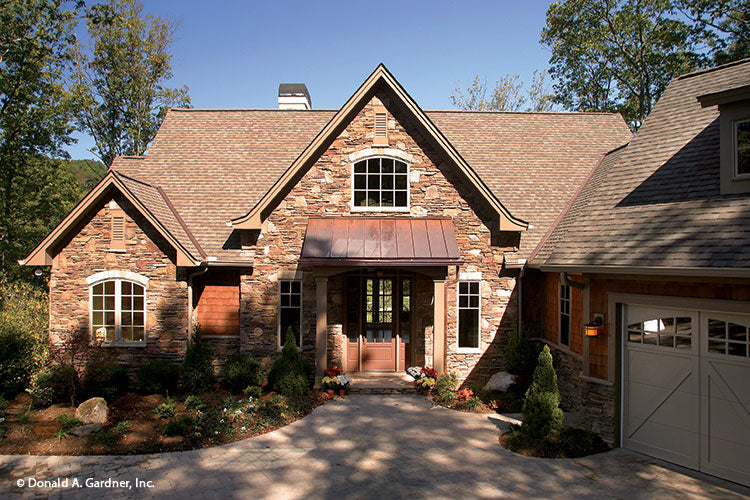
[539,263,750,279]
[21,171,201,267]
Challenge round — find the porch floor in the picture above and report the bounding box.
[347,371,417,395]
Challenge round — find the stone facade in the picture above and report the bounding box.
[240,91,520,383]
[48,194,189,369]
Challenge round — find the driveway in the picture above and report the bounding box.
[1,395,748,499]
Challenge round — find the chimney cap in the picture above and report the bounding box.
[278,83,311,106]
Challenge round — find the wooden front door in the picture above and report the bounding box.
[344,274,412,372]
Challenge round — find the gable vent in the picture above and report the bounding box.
[374,107,388,146]
[111,215,125,250]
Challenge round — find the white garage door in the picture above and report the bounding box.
[623,304,750,486]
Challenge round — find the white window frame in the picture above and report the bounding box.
[87,271,148,346]
[734,118,750,179]
[278,279,303,349]
[559,284,571,347]
[456,280,482,353]
[350,156,411,212]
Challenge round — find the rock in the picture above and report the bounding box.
[484,371,516,392]
[70,424,102,437]
[75,397,108,424]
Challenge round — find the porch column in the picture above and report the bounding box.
[315,276,328,387]
[433,279,446,374]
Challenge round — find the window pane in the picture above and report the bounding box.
[708,319,726,339]
[459,295,468,308]
[459,309,479,348]
[354,190,366,206]
[383,329,392,342]
[395,161,407,174]
[104,281,115,294]
[728,342,747,357]
[280,308,301,346]
[738,149,750,176]
[133,326,145,342]
[93,283,103,295]
[133,296,144,310]
[382,158,394,173]
[709,340,726,354]
[628,330,642,343]
[121,312,132,326]
[560,316,570,346]
[354,174,366,189]
[93,295,103,310]
[122,281,131,294]
[105,311,115,326]
[659,334,674,347]
[382,191,394,206]
[354,161,366,174]
[382,174,394,189]
[133,312,143,326]
[122,296,132,311]
[675,336,691,349]
[280,281,290,294]
[737,121,750,175]
[368,174,380,189]
[93,312,103,325]
[643,332,657,345]
[105,295,115,310]
[395,191,407,207]
[470,282,479,295]
[469,295,479,308]
[459,282,468,294]
[676,317,692,335]
[367,158,380,173]
[367,192,380,206]
[395,174,407,189]
[728,323,747,342]
[280,295,290,307]
[133,284,143,296]
[121,327,133,342]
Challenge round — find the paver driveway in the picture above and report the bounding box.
[1,395,748,499]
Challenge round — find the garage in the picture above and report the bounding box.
[623,303,750,486]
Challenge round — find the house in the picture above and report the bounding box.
[20,61,748,483]
[525,58,750,486]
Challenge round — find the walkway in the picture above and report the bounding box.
[1,395,748,499]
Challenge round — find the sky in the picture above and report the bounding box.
[67,0,556,160]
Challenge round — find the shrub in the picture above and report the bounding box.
[184,395,206,411]
[267,329,312,396]
[0,280,49,399]
[32,364,78,407]
[137,360,180,395]
[521,345,563,439]
[182,331,215,394]
[162,416,192,437]
[80,362,129,402]
[242,385,262,399]
[154,397,177,419]
[222,354,263,393]
[435,372,458,403]
[503,327,542,378]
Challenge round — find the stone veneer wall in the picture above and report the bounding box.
[240,90,519,383]
[48,194,189,370]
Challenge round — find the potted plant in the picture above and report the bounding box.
[413,367,437,396]
[336,374,351,396]
[322,366,348,397]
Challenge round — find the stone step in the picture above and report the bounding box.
[347,387,422,395]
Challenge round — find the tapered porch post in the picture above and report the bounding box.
[315,276,328,387]
[433,278,446,374]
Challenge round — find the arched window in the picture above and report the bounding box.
[352,157,409,209]
[87,271,147,343]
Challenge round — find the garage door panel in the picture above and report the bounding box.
[626,348,696,388]
[626,380,699,427]
[625,421,699,469]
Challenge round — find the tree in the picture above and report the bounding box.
[541,0,705,131]
[675,0,750,64]
[72,0,190,167]
[450,71,554,112]
[0,0,79,279]
[521,345,564,439]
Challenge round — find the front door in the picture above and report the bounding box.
[362,278,395,370]
[345,274,412,371]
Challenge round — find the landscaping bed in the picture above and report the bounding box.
[0,390,326,455]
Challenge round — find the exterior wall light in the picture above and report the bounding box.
[585,316,603,337]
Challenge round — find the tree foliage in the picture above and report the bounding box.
[541,0,705,131]
[0,0,79,278]
[675,0,750,64]
[73,0,190,166]
[522,345,564,439]
[450,71,554,112]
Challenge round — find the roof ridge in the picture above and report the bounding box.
[155,186,207,260]
[676,57,750,80]
[425,109,620,116]
[111,170,154,188]
[168,108,338,113]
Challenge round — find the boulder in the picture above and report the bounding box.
[75,397,108,424]
[70,423,102,437]
[484,371,516,392]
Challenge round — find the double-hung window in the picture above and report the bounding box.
[352,157,409,209]
[735,119,750,178]
[279,280,302,347]
[91,280,145,343]
[457,281,480,349]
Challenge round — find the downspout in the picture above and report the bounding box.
[187,263,209,341]
[560,272,584,289]
[518,266,525,336]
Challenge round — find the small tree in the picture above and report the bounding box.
[182,330,215,394]
[267,327,312,396]
[521,345,564,439]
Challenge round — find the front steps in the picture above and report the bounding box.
[347,372,418,395]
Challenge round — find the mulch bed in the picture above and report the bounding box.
[0,391,327,456]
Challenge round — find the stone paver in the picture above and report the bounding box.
[1,395,748,499]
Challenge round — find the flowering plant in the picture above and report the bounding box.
[336,375,351,389]
[324,366,343,377]
[321,376,339,390]
[406,366,423,380]
[456,388,474,401]
[416,377,435,390]
[421,367,438,379]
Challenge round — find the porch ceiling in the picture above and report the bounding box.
[300,217,461,266]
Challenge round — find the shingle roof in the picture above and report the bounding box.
[532,58,750,271]
[112,107,630,262]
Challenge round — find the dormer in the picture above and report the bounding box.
[698,83,750,194]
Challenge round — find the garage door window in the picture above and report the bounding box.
[708,318,749,357]
[627,316,692,349]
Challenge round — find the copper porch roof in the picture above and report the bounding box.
[300,217,461,266]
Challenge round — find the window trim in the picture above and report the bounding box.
[277,278,303,349]
[719,103,750,194]
[456,280,482,353]
[88,272,148,346]
[559,284,571,347]
[350,156,411,212]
